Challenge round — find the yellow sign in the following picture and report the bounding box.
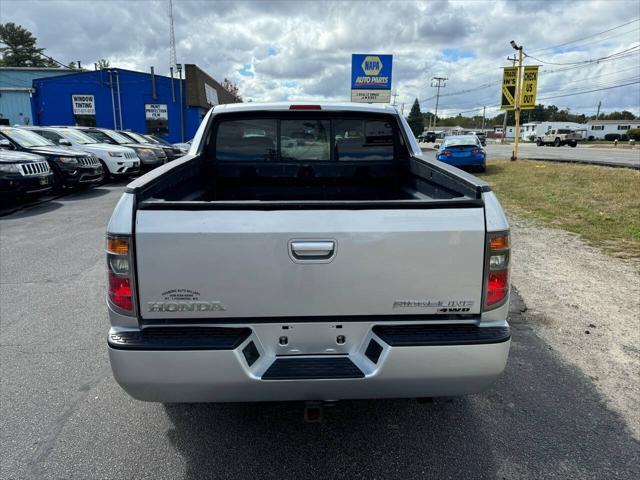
[361,56,383,75]
[521,66,539,110]
[501,67,517,110]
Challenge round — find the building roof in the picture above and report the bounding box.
[585,119,638,124]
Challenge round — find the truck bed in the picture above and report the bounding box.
[131,155,488,208]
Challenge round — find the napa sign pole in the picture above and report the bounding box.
[351,54,393,103]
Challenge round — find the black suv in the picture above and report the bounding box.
[0,150,53,198]
[117,131,183,161]
[0,127,103,192]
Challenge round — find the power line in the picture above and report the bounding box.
[525,44,640,66]
[538,79,640,100]
[528,18,640,53]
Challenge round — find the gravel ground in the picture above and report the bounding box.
[509,215,640,439]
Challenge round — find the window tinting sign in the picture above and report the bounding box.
[72,95,95,115]
[145,104,168,120]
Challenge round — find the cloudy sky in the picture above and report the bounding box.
[3,0,639,117]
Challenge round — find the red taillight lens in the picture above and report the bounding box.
[441,150,452,155]
[471,149,481,154]
[107,235,134,313]
[484,231,510,310]
[487,271,509,306]
[109,271,132,311]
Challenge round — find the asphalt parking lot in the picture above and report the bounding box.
[423,142,640,168]
[1,185,639,480]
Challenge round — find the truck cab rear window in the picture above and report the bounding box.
[215,117,396,162]
[215,119,277,161]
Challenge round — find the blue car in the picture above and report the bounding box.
[436,135,486,172]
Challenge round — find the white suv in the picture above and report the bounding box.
[25,127,141,179]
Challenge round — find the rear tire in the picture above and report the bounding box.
[554,138,562,147]
[536,138,543,146]
[569,141,577,148]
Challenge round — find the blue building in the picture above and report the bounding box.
[0,67,75,126]
[29,64,238,143]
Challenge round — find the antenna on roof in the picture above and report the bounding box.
[168,0,178,70]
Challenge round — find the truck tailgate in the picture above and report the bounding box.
[135,208,486,319]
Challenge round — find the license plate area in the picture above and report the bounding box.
[39,177,49,185]
[251,322,372,356]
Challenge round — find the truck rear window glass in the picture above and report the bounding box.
[216,119,277,161]
[281,119,330,161]
[214,116,398,162]
[334,119,393,161]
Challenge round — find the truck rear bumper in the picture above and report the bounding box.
[108,322,511,402]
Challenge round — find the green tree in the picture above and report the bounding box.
[406,98,424,137]
[96,58,110,69]
[0,23,56,67]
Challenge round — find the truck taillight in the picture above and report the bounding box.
[107,235,135,313]
[484,232,510,310]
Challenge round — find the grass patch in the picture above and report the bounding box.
[478,160,640,258]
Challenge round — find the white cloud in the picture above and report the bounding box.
[3,0,639,116]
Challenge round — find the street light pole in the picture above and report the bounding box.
[510,41,524,161]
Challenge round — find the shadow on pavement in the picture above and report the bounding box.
[161,289,640,479]
[61,186,112,201]
[0,200,63,219]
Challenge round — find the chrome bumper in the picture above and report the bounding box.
[108,321,510,402]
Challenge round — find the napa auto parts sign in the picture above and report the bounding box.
[351,54,392,103]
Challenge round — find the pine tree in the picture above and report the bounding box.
[0,23,57,67]
[406,98,424,137]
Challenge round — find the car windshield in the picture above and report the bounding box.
[58,129,96,144]
[557,129,572,134]
[0,128,55,147]
[102,130,134,144]
[123,131,149,144]
[149,136,171,146]
[443,135,479,147]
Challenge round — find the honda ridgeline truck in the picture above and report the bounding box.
[107,103,511,403]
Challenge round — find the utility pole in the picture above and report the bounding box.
[509,41,524,161]
[596,100,602,120]
[431,76,447,128]
[501,54,517,144]
[481,105,486,132]
[392,91,398,106]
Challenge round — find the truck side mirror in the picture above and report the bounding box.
[58,138,72,146]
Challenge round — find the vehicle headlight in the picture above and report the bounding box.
[58,156,78,164]
[0,164,19,173]
[108,152,124,157]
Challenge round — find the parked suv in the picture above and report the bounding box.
[117,131,182,161]
[0,127,102,192]
[74,127,167,171]
[0,150,53,198]
[537,129,581,147]
[23,127,140,181]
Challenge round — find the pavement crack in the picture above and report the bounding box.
[27,367,110,479]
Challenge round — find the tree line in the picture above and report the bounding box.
[406,98,637,137]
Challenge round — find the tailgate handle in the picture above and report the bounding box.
[290,241,335,260]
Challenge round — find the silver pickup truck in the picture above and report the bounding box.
[106,102,511,403]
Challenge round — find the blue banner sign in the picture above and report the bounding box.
[351,54,393,90]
